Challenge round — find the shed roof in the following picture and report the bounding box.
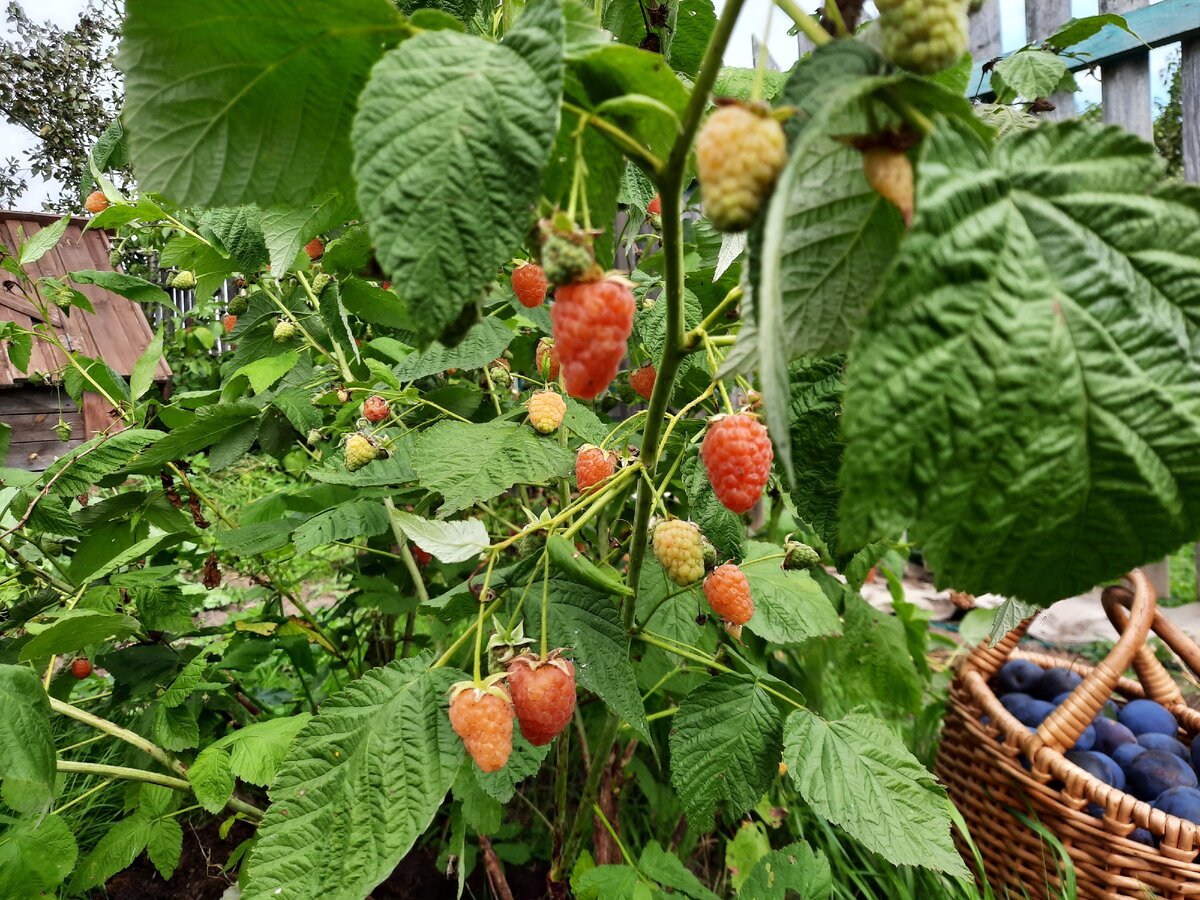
[0,210,170,386]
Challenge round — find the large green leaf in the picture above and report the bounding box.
[243,658,463,899]
[292,500,391,555]
[526,580,652,745]
[127,403,259,472]
[826,592,922,716]
[351,0,563,343]
[389,509,489,563]
[119,0,406,208]
[261,191,358,274]
[668,674,781,830]
[785,356,845,552]
[0,665,55,815]
[20,610,142,662]
[69,270,170,306]
[841,120,1200,605]
[783,710,967,875]
[0,815,78,896]
[740,542,842,647]
[412,420,574,515]
[389,318,515,381]
[739,840,832,900]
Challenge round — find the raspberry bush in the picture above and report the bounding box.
[2,2,1199,898]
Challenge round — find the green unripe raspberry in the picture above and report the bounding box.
[311,273,332,296]
[876,0,968,74]
[169,270,196,290]
[783,541,821,570]
[226,293,249,315]
[539,225,600,287]
[273,319,297,342]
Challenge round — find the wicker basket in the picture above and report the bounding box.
[936,570,1200,899]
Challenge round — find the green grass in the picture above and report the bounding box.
[1165,541,1198,607]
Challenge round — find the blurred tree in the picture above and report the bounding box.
[0,0,124,211]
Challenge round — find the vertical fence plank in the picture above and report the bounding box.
[1100,0,1153,140]
[969,0,1002,63]
[1026,0,1077,118]
[1184,39,1200,183]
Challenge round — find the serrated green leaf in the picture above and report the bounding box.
[1045,13,1139,51]
[573,864,643,899]
[987,598,1039,645]
[738,840,832,900]
[740,542,842,647]
[292,499,391,555]
[154,703,199,751]
[120,0,406,208]
[841,119,1200,605]
[389,508,488,563]
[0,814,78,896]
[782,710,968,876]
[682,453,742,561]
[233,351,300,395]
[640,841,720,900]
[127,403,259,472]
[827,592,922,715]
[199,206,269,271]
[262,191,358,274]
[146,816,183,880]
[219,715,312,787]
[474,730,551,803]
[785,356,845,552]
[390,318,515,381]
[726,820,771,891]
[70,269,171,306]
[158,232,238,300]
[215,520,295,556]
[242,659,464,899]
[453,763,502,834]
[70,813,153,892]
[669,674,781,830]
[162,640,229,707]
[352,0,563,343]
[526,580,652,746]
[990,49,1068,103]
[0,665,56,815]
[20,611,142,662]
[18,216,68,266]
[188,748,236,815]
[130,326,165,402]
[412,420,574,515]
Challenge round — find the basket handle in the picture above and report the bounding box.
[1033,570,1157,753]
[1102,584,1195,707]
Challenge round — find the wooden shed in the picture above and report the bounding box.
[0,211,170,470]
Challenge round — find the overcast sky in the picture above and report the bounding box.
[0,0,1176,209]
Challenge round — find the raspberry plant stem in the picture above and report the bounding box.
[774,0,833,48]
[472,555,497,683]
[562,0,752,876]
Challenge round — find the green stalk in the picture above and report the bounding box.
[559,0,751,875]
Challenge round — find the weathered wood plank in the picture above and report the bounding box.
[1184,38,1200,182]
[1100,0,1153,141]
[0,411,85,443]
[970,0,1200,99]
[0,387,79,416]
[969,0,1002,63]
[7,437,84,472]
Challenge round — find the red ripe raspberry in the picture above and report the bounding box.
[506,654,576,746]
[449,686,514,772]
[222,314,237,335]
[71,658,92,679]
[362,395,390,423]
[84,190,109,214]
[647,194,662,216]
[512,263,549,309]
[527,390,566,434]
[575,445,617,493]
[304,238,325,260]
[551,278,635,400]
[630,364,656,401]
[700,414,773,514]
[704,563,754,626]
[411,544,432,567]
[536,338,560,382]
